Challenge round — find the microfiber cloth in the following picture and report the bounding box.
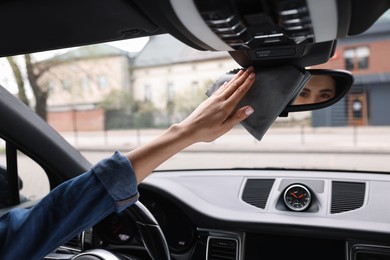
[207,65,310,141]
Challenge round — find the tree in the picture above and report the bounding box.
[100,89,133,111]
[6,57,29,106]
[7,44,134,124]
[25,54,50,121]
[100,89,134,129]
[6,54,50,120]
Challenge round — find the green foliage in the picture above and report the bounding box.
[100,89,133,111]
[133,101,158,128]
[173,80,210,122]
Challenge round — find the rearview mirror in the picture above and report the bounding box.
[282,69,354,115]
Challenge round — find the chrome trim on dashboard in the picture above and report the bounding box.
[71,249,121,260]
[348,243,390,260]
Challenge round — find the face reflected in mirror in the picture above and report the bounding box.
[294,75,337,105]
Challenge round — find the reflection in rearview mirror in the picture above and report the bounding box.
[293,75,336,105]
[281,69,354,116]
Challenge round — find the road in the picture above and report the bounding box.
[1,126,390,201]
[60,126,390,153]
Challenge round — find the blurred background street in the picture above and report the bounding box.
[61,125,390,154]
[1,125,390,202]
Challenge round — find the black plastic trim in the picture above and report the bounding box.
[229,40,338,68]
[0,84,92,188]
[335,0,352,38]
[5,142,20,205]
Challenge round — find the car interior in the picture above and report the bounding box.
[0,0,390,259]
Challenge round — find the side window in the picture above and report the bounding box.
[0,138,50,208]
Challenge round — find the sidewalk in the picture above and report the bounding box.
[59,126,390,154]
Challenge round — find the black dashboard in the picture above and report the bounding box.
[57,168,390,260]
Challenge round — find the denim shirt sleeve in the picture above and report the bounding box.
[0,151,138,260]
[93,151,139,211]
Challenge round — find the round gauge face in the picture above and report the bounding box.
[95,212,138,244]
[283,184,312,212]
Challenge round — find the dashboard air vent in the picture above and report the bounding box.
[55,234,83,254]
[242,179,275,209]
[331,181,366,214]
[66,234,82,249]
[207,237,238,260]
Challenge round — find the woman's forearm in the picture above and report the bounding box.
[125,123,194,183]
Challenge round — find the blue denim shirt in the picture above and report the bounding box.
[0,151,139,260]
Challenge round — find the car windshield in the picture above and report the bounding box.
[0,10,389,182]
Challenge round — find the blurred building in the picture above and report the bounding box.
[39,44,134,131]
[311,15,390,127]
[42,13,390,131]
[40,34,318,131]
[131,34,239,125]
[131,35,309,126]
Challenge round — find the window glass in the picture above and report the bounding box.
[98,75,108,90]
[344,48,355,70]
[356,46,370,69]
[47,80,56,93]
[82,77,90,92]
[0,138,50,208]
[167,82,175,102]
[16,150,50,201]
[343,46,370,70]
[144,84,152,102]
[62,79,71,92]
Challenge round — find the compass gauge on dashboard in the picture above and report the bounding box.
[283,184,312,212]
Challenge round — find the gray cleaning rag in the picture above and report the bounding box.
[206,65,310,141]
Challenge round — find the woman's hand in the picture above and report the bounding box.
[126,67,256,183]
[179,66,256,143]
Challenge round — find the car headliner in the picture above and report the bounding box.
[0,0,389,57]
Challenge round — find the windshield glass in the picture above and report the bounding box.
[0,11,389,176]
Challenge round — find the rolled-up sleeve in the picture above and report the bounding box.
[93,151,139,212]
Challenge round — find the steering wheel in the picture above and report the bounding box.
[72,201,171,260]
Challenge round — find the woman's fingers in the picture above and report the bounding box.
[221,66,254,98]
[214,69,244,95]
[226,105,254,126]
[227,70,255,103]
[218,68,255,117]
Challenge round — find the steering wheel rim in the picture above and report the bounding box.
[126,201,171,260]
[73,201,171,260]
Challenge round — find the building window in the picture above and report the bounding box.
[144,84,152,102]
[62,79,71,92]
[191,81,198,95]
[343,46,370,70]
[47,80,55,93]
[82,77,90,92]
[344,49,355,70]
[97,75,108,90]
[356,46,370,69]
[167,83,175,102]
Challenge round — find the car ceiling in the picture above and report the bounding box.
[0,0,164,57]
[0,0,389,58]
